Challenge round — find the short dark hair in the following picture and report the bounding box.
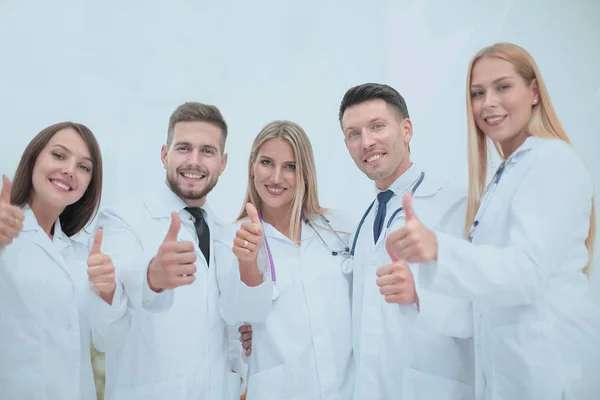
[166,102,228,151]
[338,83,410,122]
[11,122,103,237]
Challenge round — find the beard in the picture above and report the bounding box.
[167,169,218,201]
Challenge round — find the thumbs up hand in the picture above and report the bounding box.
[147,212,197,292]
[376,253,418,305]
[385,192,438,263]
[233,203,264,262]
[0,175,25,248]
[87,228,117,304]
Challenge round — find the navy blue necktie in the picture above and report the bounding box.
[373,190,394,243]
[185,207,210,265]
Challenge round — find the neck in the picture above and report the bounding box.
[184,197,206,208]
[261,204,297,242]
[500,132,529,159]
[375,159,413,190]
[28,199,62,238]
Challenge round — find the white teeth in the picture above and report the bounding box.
[366,154,382,163]
[52,180,70,191]
[267,186,283,194]
[486,116,504,123]
[182,173,204,179]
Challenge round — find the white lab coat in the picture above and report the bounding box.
[423,137,600,400]
[0,207,97,400]
[217,211,355,400]
[88,183,243,400]
[351,164,475,400]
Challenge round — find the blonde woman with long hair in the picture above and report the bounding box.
[386,43,600,399]
[216,121,354,400]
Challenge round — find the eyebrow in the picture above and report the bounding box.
[52,144,93,163]
[471,76,515,88]
[259,155,295,164]
[174,141,218,151]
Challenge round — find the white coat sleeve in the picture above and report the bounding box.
[411,194,474,338]
[423,141,593,307]
[87,279,131,351]
[215,229,273,325]
[96,208,174,313]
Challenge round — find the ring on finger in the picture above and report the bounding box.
[244,240,248,249]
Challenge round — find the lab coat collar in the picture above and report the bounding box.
[143,182,221,228]
[21,205,72,269]
[378,163,442,198]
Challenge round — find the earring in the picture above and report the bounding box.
[533,98,538,104]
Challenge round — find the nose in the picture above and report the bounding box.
[61,160,76,180]
[360,128,376,150]
[189,149,202,165]
[483,90,499,109]
[271,166,283,183]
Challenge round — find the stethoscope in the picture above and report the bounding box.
[468,148,531,242]
[340,171,425,274]
[259,212,350,300]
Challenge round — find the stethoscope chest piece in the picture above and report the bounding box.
[340,257,353,275]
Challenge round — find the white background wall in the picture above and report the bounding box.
[1,0,599,300]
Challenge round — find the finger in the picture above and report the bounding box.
[0,232,13,247]
[385,235,400,262]
[165,274,196,289]
[403,192,416,221]
[234,237,257,253]
[90,228,103,255]
[1,175,12,203]
[241,332,252,341]
[239,325,252,334]
[162,240,195,255]
[384,294,409,304]
[245,346,252,356]
[376,274,401,287]
[163,250,197,266]
[246,203,260,224]
[87,254,112,269]
[164,212,181,242]
[242,340,252,350]
[379,284,405,296]
[0,220,21,239]
[239,222,262,237]
[93,282,116,294]
[168,263,197,277]
[376,265,395,277]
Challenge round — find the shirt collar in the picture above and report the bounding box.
[143,182,221,227]
[377,163,443,198]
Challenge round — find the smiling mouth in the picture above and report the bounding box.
[180,172,206,180]
[484,115,507,126]
[50,179,72,191]
[364,153,385,164]
[266,185,285,195]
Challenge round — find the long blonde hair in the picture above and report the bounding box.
[465,42,596,275]
[237,120,325,242]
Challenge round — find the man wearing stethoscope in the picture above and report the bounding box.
[339,83,475,400]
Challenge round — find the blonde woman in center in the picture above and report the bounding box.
[216,121,354,400]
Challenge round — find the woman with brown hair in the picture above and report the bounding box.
[0,122,114,399]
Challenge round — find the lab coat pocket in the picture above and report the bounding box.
[402,367,474,400]
[246,364,284,400]
[115,378,185,400]
[490,321,561,400]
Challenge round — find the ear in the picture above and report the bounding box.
[531,79,540,105]
[402,117,413,145]
[219,152,228,176]
[161,145,168,169]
